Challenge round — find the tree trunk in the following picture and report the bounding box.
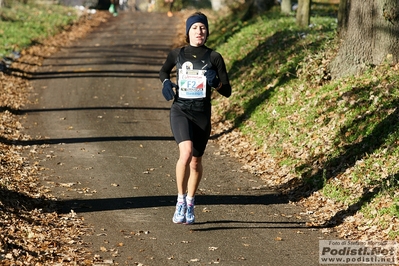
[210,0,223,11]
[242,0,275,20]
[281,0,292,14]
[296,0,311,27]
[330,0,399,78]
[337,0,348,33]
[254,0,265,12]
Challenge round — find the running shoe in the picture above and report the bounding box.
[172,202,186,224]
[108,4,115,13]
[185,204,195,224]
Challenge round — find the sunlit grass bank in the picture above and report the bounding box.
[208,4,399,240]
[0,2,79,57]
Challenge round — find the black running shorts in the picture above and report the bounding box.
[170,101,211,157]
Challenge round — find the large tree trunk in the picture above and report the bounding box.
[337,0,348,33]
[330,0,399,78]
[242,0,275,20]
[281,0,292,14]
[210,0,223,11]
[296,0,311,27]
[253,0,275,13]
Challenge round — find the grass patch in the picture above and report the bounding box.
[322,183,353,204]
[360,192,399,238]
[208,3,399,240]
[3,0,398,241]
[0,2,79,57]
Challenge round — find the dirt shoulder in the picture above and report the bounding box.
[0,10,112,264]
[2,9,332,265]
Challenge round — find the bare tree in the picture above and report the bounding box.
[241,0,275,20]
[296,0,311,27]
[331,0,399,78]
[253,0,275,13]
[281,0,292,14]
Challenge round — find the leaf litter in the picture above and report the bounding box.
[209,46,399,244]
[1,6,399,265]
[0,10,112,265]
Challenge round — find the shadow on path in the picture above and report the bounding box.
[56,194,287,214]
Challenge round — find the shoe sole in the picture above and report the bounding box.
[184,216,195,225]
[173,219,185,224]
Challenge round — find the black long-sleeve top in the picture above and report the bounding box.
[159,45,232,98]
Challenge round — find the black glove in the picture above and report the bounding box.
[162,79,176,101]
[205,69,220,88]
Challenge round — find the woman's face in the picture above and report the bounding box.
[188,22,207,47]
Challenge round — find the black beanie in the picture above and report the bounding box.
[185,13,209,35]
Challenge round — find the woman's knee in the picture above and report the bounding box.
[178,141,193,164]
[190,156,202,171]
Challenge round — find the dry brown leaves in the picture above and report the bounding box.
[211,106,369,241]
[1,6,397,264]
[0,76,94,264]
[210,61,399,243]
[0,10,112,265]
[11,10,111,75]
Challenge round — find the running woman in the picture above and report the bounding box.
[159,12,232,224]
[108,0,119,16]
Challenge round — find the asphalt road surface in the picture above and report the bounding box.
[23,10,328,266]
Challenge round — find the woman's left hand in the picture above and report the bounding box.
[204,69,220,88]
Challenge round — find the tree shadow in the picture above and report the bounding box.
[214,26,333,133]
[207,3,262,49]
[279,97,399,227]
[0,104,175,146]
[9,67,162,80]
[0,106,20,115]
[0,135,176,146]
[55,190,332,228]
[0,187,71,259]
[214,17,397,228]
[0,185,325,232]
[207,9,337,143]
[6,11,175,80]
[0,187,56,214]
[55,193,287,214]
[323,172,399,227]
[8,41,171,80]
[293,100,399,194]
[191,220,323,231]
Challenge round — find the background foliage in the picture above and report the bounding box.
[207,2,399,241]
[0,1,79,57]
[1,2,398,264]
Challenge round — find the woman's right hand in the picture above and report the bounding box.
[162,79,176,101]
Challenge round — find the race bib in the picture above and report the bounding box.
[178,62,207,99]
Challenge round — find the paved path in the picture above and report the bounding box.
[24,10,326,266]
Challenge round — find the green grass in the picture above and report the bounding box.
[3,1,399,240]
[0,2,79,57]
[322,183,353,204]
[207,3,399,239]
[360,193,399,238]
